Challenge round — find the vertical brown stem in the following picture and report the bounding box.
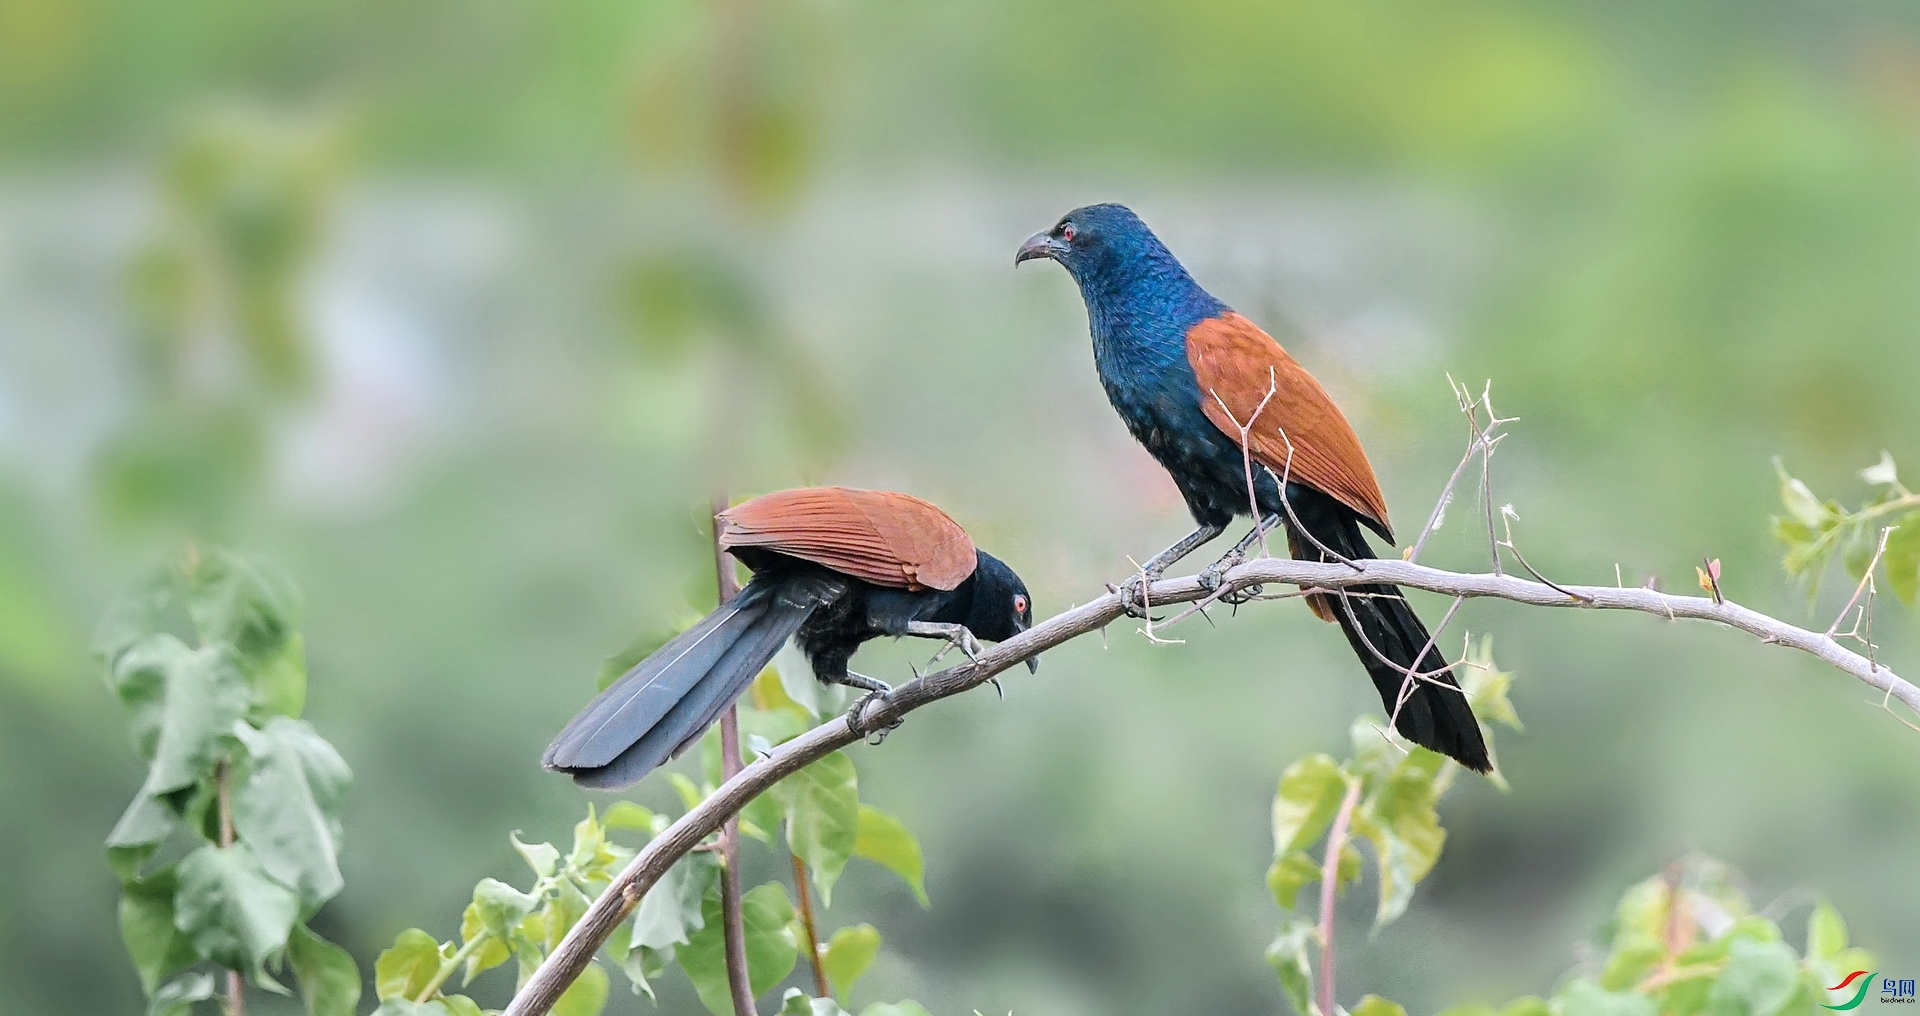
[790,854,831,998]
[1317,778,1362,1016]
[712,500,757,1016]
[216,760,245,1016]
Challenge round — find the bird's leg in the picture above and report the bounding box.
[904,621,983,664]
[834,671,901,741]
[1113,522,1227,617]
[1198,513,1283,592]
[826,669,889,694]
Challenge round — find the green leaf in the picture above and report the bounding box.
[1268,844,1360,910]
[783,751,859,905]
[456,902,511,983]
[287,924,361,1016]
[857,1004,933,1016]
[1775,460,1828,528]
[1860,451,1900,487]
[375,928,443,1001]
[470,878,539,944]
[107,791,179,881]
[148,972,217,1016]
[631,851,721,949]
[545,877,592,953]
[439,996,486,1016]
[246,631,308,721]
[111,635,250,796]
[1460,635,1522,732]
[568,805,624,879]
[1351,996,1408,1016]
[1806,900,1847,962]
[1500,997,1551,1016]
[184,548,301,664]
[120,865,203,994]
[1704,939,1799,1016]
[1352,756,1445,927]
[553,959,610,1016]
[853,805,927,907]
[625,945,671,1001]
[822,923,881,996]
[610,920,669,1001]
[1266,918,1318,1016]
[778,988,856,1016]
[668,773,706,812]
[1557,980,1656,1016]
[680,882,799,1015]
[231,717,351,907]
[1600,877,1670,990]
[1271,754,1348,855]
[1882,519,1920,604]
[172,843,300,987]
[602,802,656,834]
[94,562,182,673]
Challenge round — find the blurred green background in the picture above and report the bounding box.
[3,0,1918,1013]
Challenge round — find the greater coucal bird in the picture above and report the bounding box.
[544,486,1036,788]
[1017,204,1490,772]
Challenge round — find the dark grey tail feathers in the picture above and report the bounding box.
[543,571,845,789]
[1292,492,1493,773]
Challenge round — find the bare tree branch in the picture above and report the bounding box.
[502,552,1916,1016]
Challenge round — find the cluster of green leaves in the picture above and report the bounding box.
[1265,636,1523,1015]
[99,546,359,1016]
[1338,858,1878,1016]
[1774,453,1920,603]
[1262,639,1883,1016]
[373,663,933,1015]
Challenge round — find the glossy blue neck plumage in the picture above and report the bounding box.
[1056,206,1228,381]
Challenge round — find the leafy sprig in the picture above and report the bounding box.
[375,662,935,1016]
[100,546,359,1016]
[1774,452,1920,603]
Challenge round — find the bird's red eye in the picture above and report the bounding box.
[1014,595,1029,614]
[1059,223,1075,242]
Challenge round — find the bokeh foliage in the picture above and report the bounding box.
[6,0,1920,1014]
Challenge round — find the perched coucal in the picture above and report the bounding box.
[1017,204,1489,772]
[544,486,1036,788]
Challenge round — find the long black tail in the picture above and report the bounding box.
[1287,489,1491,773]
[543,571,845,789]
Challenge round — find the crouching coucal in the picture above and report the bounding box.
[544,486,1036,788]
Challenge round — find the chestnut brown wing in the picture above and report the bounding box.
[716,487,978,591]
[1186,312,1393,539]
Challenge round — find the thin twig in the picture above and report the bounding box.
[1829,527,1893,637]
[711,497,756,1016]
[1498,508,1593,604]
[501,555,1919,1016]
[1212,368,1282,562]
[791,855,831,998]
[1317,777,1363,1016]
[1382,596,1468,741]
[217,760,244,1016]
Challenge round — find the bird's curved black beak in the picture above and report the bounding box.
[1025,655,1040,674]
[1015,230,1065,266]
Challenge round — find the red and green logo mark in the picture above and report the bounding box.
[1826,971,1877,1010]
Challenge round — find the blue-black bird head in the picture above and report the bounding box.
[967,550,1038,672]
[1015,203,1197,298]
